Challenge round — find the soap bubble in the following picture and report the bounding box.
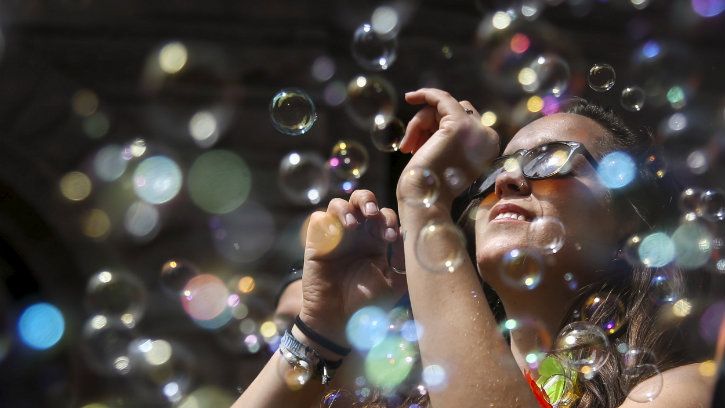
[187,150,251,214]
[276,346,314,390]
[499,318,552,369]
[124,201,160,241]
[443,167,467,191]
[520,54,570,97]
[160,260,200,297]
[622,234,643,266]
[346,306,389,351]
[527,216,566,254]
[81,315,137,375]
[17,303,65,350]
[649,273,680,304]
[555,321,610,374]
[678,187,702,214]
[364,336,417,390]
[351,23,397,71]
[638,232,675,268]
[597,151,636,189]
[133,156,183,205]
[620,86,646,112]
[278,152,330,205]
[328,140,369,179]
[697,189,725,221]
[587,63,616,92]
[346,75,397,129]
[269,89,317,136]
[127,338,193,403]
[371,116,404,152]
[322,389,355,407]
[85,270,147,326]
[622,351,662,403]
[541,374,577,407]
[581,293,626,335]
[180,274,230,323]
[672,220,712,269]
[415,222,467,273]
[500,248,544,290]
[691,0,725,17]
[422,364,447,390]
[397,167,440,208]
[94,145,128,182]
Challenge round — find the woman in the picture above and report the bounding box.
[235,89,714,407]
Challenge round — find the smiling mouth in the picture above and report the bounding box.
[492,212,530,222]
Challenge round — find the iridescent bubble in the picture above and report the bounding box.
[86,270,147,326]
[422,364,447,390]
[499,318,552,368]
[364,336,417,390]
[269,89,317,136]
[127,338,193,403]
[555,321,610,374]
[415,222,467,273]
[541,374,577,407]
[623,359,662,403]
[581,293,626,335]
[500,248,544,290]
[209,201,275,264]
[133,156,183,205]
[188,110,220,148]
[371,5,401,38]
[400,320,423,343]
[638,232,675,268]
[124,201,160,241]
[620,86,646,112]
[188,150,251,214]
[18,303,65,350]
[59,171,92,201]
[160,260,200,297]
[527,216,565,254]
[311,55,336,82]
[351,23,397,71]
[587,63,616,92]
[691,0,725,17]
[520,54,570,97]
[180,274,230,323]
[371,116,404,152]
[322,389,355,407]
[81,315,136,375]
[649,273,680,304]
[278,152,330,205]
[672,220,712,269]
[346,75,397,129]
[94,145,128,182]
[597,151,636,189]
[397,167,440,208]
[679,187,702,214]
[697,189,725,221]
[346,306,389,351]
[328,140,369,179]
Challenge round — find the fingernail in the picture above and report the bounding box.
[365,202,378,215]
[384,227,397,242]
[345,213,357,226]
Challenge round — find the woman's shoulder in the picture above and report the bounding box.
[617,361,716,408]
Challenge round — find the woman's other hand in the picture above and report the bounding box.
[397,88,500,211]
[299,189,406,349]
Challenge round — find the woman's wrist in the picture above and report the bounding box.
[290,323,347,362]
[297,309,349,352]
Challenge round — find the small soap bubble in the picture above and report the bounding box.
[422,364,447,390]
[180,274,230,323]
[85,270,147,326]
[499,318,552,368]
[398,167,440,208]
[555,321,610,374]
[620,86,646,112]
[364,336,417,389]
[500,248,543,290]
[679,187,703,214]
[346,306,389,351]
[269,89,317,136]
[622,234,643,266]
[697,189,725,221]
[311,56,336,82]
[581,293,626,335]
[443,167,466,191]
[351,23,398,71]
[638,232,675,268]
[672,220,712,269]
[278,152,331,205]
[623,362,662,403]
[133,156,183,205]
[276,350,313,390]
[328,140,369,179]
[346,75,397,129]
[160,260,200,297]
[415,222,467,273]
[587,63,616,92]
[597,151,636,189]
[81,315,137,375]
[371,116,404,152]
[542,374,577,407]
[649,273,680,304]
[521,54,570,97]
[527,216,566,254]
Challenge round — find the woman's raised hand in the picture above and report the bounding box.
[299,189,406,347]
[397,88,500,211]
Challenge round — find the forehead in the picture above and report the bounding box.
[504,113,609,158]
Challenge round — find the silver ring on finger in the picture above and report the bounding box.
[464,108,475,115]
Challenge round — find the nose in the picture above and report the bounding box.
[493,164,531,197]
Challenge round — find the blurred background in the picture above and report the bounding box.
[0,0,723,406]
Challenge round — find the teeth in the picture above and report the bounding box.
[494,212,528,221]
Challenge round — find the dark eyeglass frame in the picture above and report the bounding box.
[467,140,600,200]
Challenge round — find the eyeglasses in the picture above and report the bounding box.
[467,141,599,200]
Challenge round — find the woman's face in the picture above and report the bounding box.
[474,113,622,286]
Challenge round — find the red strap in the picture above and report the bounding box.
[524,370,553,408]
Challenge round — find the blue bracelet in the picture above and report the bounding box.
[294,315,352,357]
